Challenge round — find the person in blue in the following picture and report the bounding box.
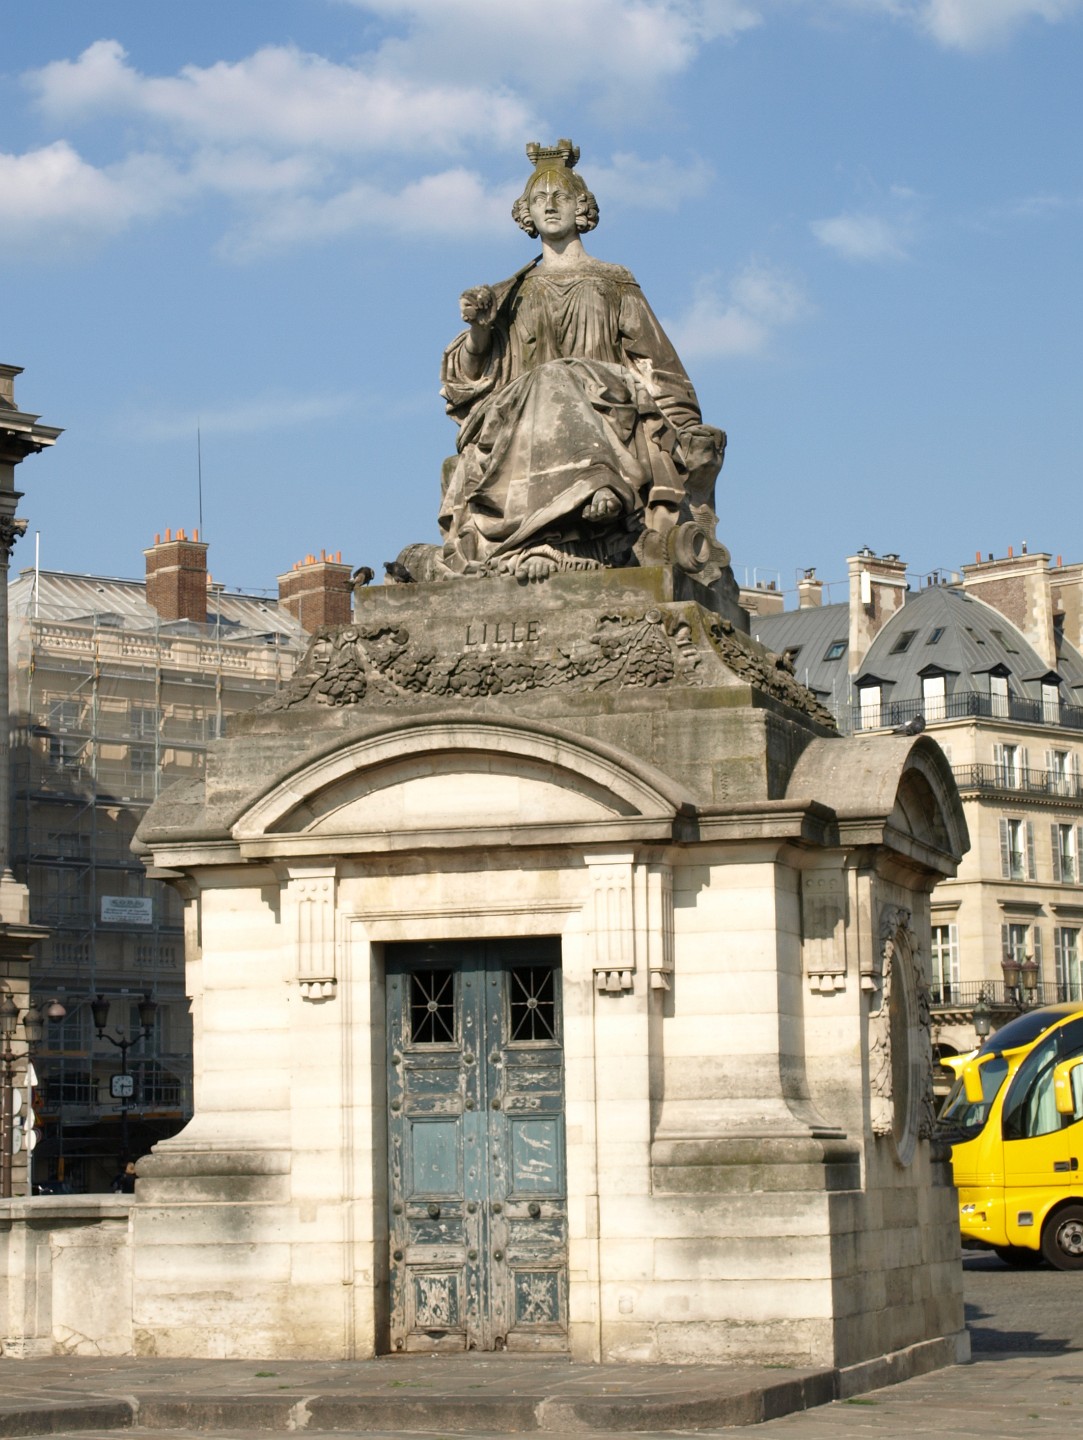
[438,140,725,582]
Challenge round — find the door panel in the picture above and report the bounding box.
[387,939,566,1354]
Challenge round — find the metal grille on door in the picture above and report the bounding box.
[386,939,567,1353]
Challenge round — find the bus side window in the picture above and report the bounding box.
[1059,1019,1083,1123]
[1002,1036,1062,1141]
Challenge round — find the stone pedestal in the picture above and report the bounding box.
[0,568,969,1371]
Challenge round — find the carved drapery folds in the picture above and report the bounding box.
[284,865,338,1000]
[868,904,935,1163]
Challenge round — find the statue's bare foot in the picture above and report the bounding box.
[582,486,622,523]
[521,554,559,582]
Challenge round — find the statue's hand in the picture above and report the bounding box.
[460,285,496,328]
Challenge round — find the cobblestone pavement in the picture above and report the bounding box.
[5,1250,1082,1440]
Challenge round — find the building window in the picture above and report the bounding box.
[1002,921,1043,981]
[994,743,1027,789]
[1051,823,1083,884]
[129,704,158,739]
[859,684,881,730]
[823,640,847,662]
[926,627,945,645]
[989,673,1010,718]
[130,742,156,772]
[1000,817,1036,881]
[929,923,959,1002]
[922,674,946,721]
[49,1009,89,1053]
[1049,749,1076,797]
[891,630,917,655]
[41,1069,97,1108]
[1043,681,1062,724]
[1056,928,1083,1001]
[46,699,83,770]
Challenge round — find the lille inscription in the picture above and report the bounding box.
[465,620,542,647]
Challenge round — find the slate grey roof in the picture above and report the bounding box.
[750,600,851,705]
[9,567,309,646]
[755,585,1081,726]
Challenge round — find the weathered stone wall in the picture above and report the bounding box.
[0,569,969,1372]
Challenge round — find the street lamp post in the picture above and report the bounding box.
[0,992,18,1198]
[91,994,157,1163]
[972,992,993,1042]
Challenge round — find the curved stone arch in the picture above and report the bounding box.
[889,736,969,862]
[868,905,935,1167]
[231,714,695,841]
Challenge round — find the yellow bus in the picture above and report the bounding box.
[938,1002,1083,1269]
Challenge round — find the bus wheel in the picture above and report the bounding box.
[1041,1206,1083,1270]
[993,1245,1043,1268]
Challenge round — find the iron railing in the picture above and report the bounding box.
[950,763,1083,799]
[852,692,1083,734]
[928,980,1083,1009]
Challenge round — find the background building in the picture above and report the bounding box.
[753,547,1083,1070]
[8,532,351,1190]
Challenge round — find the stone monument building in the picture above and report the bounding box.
[1,145,968,1382]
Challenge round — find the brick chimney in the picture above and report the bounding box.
[1050,557,1083,655]
[144,528,208,623]
[847,549,908,673]
[277,550,352,632]
[961,548,1057,669]
[797,569,824,609]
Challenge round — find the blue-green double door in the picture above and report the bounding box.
[386,939,568,1353]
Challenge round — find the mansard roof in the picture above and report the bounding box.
[754,584,1080,713]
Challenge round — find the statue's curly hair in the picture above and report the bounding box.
[512,171,599,237]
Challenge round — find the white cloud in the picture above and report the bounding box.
[664,262,810,360]
[589,152,714,212]
[839,0,1083,49]
[0,141,188,254]
[29,39,532,155]
[811,184,920,262]
[218,168,514,259]
[130,392,358,443]
[10,11,744,261]
[810,211,909,261]
[340,0,762,90]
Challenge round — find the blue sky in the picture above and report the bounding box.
[4,0,1081,603]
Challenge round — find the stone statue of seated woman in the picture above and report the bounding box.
[426,140,727,584]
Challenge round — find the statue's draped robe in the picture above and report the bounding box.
[439,257,710,572]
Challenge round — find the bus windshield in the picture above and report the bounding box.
[937,1054,1010,1141]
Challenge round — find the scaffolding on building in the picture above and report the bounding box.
[7,568,306,1190]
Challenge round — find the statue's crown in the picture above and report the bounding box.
[525,139,580,173]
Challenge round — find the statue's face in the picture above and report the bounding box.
[528,175,578,241]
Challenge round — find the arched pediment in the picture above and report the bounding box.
[785,733,969,873]
[231,716,692,848]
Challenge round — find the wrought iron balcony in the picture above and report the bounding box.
[928,980,1081,1010]
[851,692,1083,734]
[950,763,1083,800]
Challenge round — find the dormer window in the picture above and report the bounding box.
[858,683,882,730]
[922,673,946,721]
[890,630,917,655]
[1043,680,1061,724]
[989,673,1009,718]
[823,640,847,662]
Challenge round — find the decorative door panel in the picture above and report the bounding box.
[387,939,566,1353]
